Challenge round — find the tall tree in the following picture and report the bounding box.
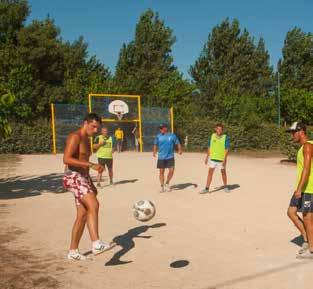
[0,0,29,44]
[280,27,313,92]
[115,9,185,106]
[0,1,111,120]
[190,18,274,123]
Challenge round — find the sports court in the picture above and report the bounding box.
[1,152,311,289]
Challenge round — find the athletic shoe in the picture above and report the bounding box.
[224,187,230,193]
[298,242,309,255]
[199,188,210,194]
[92,241,116,256]
[67,251,86,261]
[296,249,313,259]
[97,183,101,187]
[110,181,114,185]
[160,186,165,193]
[164,184,171,192]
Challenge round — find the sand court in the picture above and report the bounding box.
[0,152,312,289]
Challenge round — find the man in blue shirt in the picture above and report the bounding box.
[153,123,182,192]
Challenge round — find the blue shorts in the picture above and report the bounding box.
[289,193,313,213]
[157,158,175,169]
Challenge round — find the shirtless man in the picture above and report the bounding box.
[63,113,115,260]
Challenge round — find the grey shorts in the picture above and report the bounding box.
[157,158,175,169]
[289,193,313,213]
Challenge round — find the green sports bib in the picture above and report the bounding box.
[296,140,313,193]
[95,136,113,159]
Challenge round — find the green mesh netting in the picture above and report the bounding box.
[54,104,88,152]
[141,107,171,151]
[52,103,172,153]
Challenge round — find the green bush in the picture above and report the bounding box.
[176,117,283,151]
[0,120,51,154]
[176,117,312,160]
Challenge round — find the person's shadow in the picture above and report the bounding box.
[105,223,166,266]
[114,179,138,186]
[210,184,240,193]
[171,183,198,191]
[291,235,305,247]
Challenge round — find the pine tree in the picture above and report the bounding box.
[114,9,180,106]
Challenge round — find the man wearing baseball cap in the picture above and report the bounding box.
[153,123,182,192]
[286,121,313,258]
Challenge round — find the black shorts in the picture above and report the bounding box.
[157,158,175,169]
[289,193,313,213]
[98,158,113,170]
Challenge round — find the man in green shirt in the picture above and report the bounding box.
[286,122,313,259]
[200,123,230,194]
[93,127,116,187]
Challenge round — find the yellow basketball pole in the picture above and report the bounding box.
[170,107,174,133]
[88,94,92,113]
[51,104,57,154]
[137,96,143,152]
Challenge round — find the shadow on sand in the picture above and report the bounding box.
[210,184,240,193]
[171,183,198,191]
[290,235,305,247]
[114,179,138,186]
[105,223,166,266]
[0,174,65,200]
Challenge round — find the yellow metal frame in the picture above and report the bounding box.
[170,107,174,133]
[51,104,57,154]
[88,93,143,152]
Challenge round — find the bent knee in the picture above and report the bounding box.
[287,207,297,219]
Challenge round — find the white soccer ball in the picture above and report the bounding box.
[133,200,156,222]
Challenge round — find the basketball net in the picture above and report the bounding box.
[116,112,123,121]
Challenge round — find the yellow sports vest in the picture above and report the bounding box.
[115,130,123,140]
[210,133,226,161]
[296,141,313,193]
[96,136,113,159]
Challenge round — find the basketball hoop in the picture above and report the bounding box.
[108,100,129,121]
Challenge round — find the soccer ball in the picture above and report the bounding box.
[133,200,156,222]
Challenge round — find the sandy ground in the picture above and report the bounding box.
[0,152,312,289]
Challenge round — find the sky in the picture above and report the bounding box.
[27,0,313,78]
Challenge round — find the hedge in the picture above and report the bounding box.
[0,120,51,154]
[0,119,311,160]
[176,117,312,161]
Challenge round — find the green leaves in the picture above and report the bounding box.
[190,18,274,125]
[280,28,313,92]
[114,9,180,106]
[0,82,15,137]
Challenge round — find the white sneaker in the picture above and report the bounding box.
[296,249,313,259]
[67,250,86,261]
[164,184,171,192]
[160,186,165,193]
[298,242,309,255]
[199,188,209,194]
[92,241,116,256]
